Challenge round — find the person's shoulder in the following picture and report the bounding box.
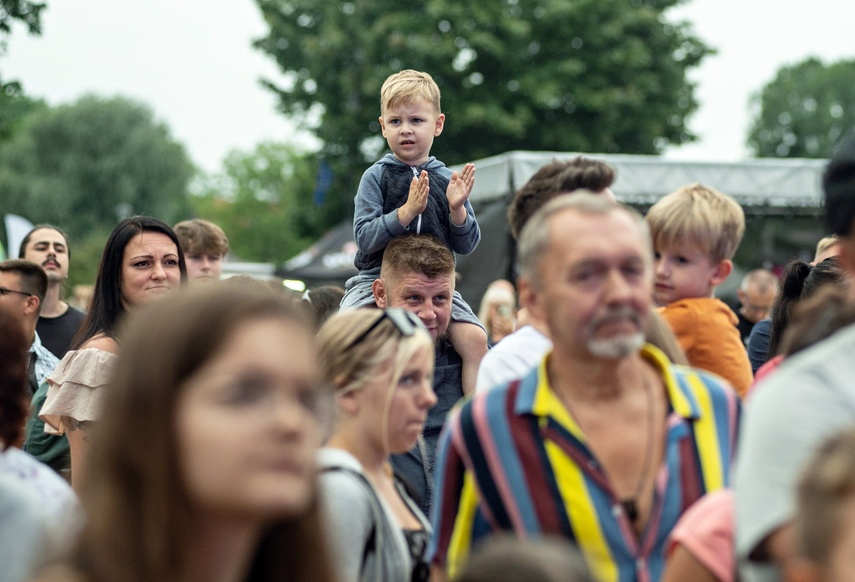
[668,362,739,406]
[317,449,378,517]
[466,369,534,418]
[666,298,736,327]
[65,306,86,323]
[706,298,739,324]
[79,334,119,354]
[476,327,551,391]
[669,297,718,311]
[756,322,855,396]
[360,154,396,179]
[425,156,449,171]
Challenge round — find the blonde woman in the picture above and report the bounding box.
[317,308,437,582]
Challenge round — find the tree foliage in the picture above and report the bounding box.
[0,95,194,238]
[748,57,855,158]
[190,142,319,262]
[0,0,44,35]
[0,0,47,139]
[253,0,711,225]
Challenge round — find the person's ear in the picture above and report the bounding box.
[434,113,445,137]
[517,276,543,323]
[372,278,388,308]
[709,259,732,287]
[336,387,361,416]
[23,295,40,317]
[378,116,387,137]
[736,288,747,304]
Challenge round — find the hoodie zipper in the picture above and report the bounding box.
[411,166,422,234]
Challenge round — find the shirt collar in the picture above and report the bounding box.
[517,343,700,425]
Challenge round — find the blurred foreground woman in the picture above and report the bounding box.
[40,284,335,582]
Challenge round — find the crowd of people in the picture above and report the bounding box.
[4,68,855,582]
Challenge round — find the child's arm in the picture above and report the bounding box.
[353,167,419,254]
[445,163,481,255]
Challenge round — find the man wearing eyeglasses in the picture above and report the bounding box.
[0,260,60,397]
[372,234,463,517]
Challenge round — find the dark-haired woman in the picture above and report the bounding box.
[39,216,186,491]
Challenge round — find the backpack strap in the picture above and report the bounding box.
[321,465,386,571]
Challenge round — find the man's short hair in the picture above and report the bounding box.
[507,157,616,239]
[795,427,855,564]
[740,268,777,294]
[380,235,455,281]
[380,69,442,116]
[173,219,229,256]
[824,134,855,237]
[17,224,70,259]
[0,259,48,305]
[517,193,648,286]
[645,183,745,263]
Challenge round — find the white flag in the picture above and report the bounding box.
[5,214,35,259]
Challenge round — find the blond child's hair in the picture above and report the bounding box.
[380,69,441,116]
[795,427,855,563]
[814,235,839,263]
[645,183,745,263]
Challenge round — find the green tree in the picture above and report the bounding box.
[748,57,855,158]
[1,0,47,138]
[0,95,194,238]
[190,142,319,262]
[253,0,711,225]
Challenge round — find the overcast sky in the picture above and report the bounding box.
[4,0,852,174]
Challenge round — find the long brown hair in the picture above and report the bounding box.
[0,308,29,448]
[70,284,334,582]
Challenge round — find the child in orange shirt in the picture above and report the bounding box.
[645,183,752,396]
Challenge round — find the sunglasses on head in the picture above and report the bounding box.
[343,308,426,352]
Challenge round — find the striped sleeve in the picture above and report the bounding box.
[428,407,476,573]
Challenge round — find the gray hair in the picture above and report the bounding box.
[517,193,649,285]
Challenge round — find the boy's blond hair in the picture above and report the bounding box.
[795,428,855,563]
[645,183,745,262]
[814,235,839,262]
[380,69,441,116]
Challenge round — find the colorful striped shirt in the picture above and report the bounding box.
[429,344,741,582]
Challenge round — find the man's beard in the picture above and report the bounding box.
[585,306,645,359]
[587,333,645,359]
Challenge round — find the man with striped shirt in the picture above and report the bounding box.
[429,194,740,582]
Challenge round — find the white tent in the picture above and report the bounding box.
[449,150,830,307]
[453,150,827,209]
